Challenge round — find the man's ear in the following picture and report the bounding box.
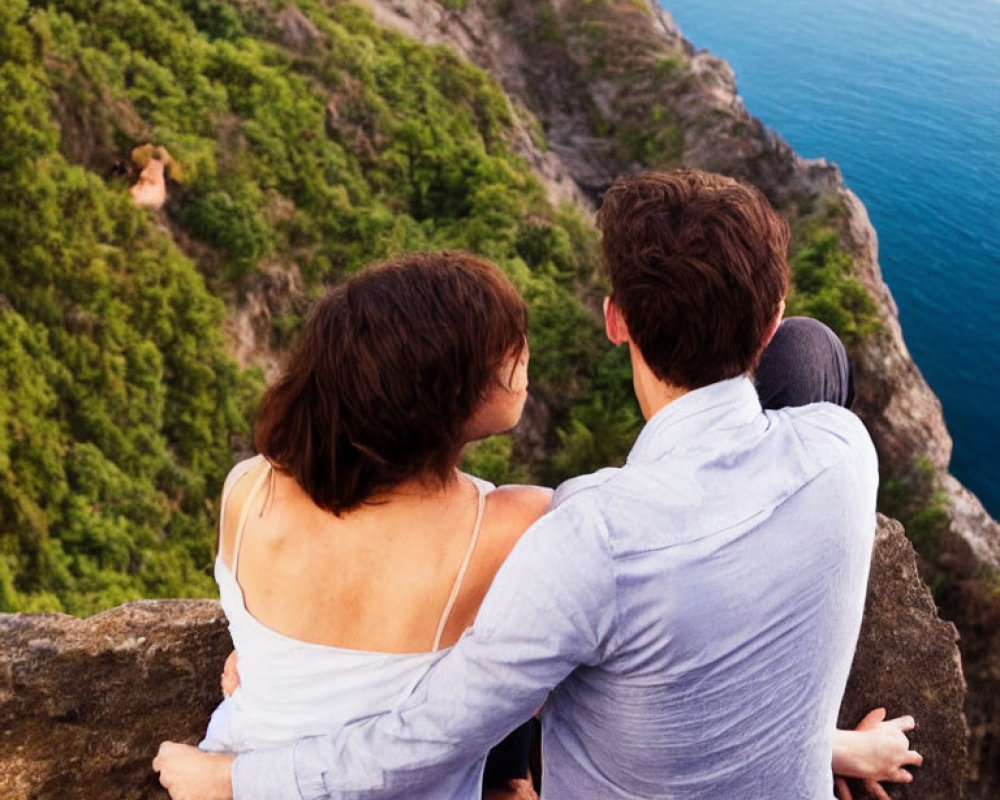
[604,297,630,345]
[761,298,786,349]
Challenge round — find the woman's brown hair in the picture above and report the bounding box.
[597,170,790,389]
[255,252,527,514]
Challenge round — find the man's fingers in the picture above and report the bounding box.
[892,767,915,783]
[888,714,916,732]
[859,707,887,728]
[153,741,183,782]
[863,778,891,800]
[834,776,853,800]
[153,741,174,773]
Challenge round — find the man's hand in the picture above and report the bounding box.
[832,708,923,800]
[153,741,235,800]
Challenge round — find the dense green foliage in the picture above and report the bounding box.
[786,204,879,346]
[0,20,259,611]
[1,0,877,615]
[878,455,949,562]
[0,0,635,613]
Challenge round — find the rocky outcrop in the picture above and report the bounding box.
[838,190,952,478]
[0,601,230,800]
[225,259,307,385]
[0,516,965,798]
[839,515,967,799]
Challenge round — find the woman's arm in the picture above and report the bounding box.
[832,708,923,800]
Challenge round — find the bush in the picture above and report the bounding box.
[787,225,879,345]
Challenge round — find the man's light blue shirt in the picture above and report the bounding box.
[233,376,878,799]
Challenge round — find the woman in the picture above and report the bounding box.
[159,253,918,799]
[199,252,547,798]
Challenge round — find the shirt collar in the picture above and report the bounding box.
[627,376,765,465]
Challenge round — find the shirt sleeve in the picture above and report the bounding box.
[232,498,619,800]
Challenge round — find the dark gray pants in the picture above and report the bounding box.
[755,316,854,410]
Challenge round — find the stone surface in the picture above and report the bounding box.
[0,600,230,800]
[838,515,968,799]
[0,517,968,798]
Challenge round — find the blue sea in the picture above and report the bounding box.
[664,0,1000,518]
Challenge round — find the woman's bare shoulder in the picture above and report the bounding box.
[483,484,553,543]
[224,455,264,489]
[453,483,553,611]
[218,455,267,564]
[488,483,552,515]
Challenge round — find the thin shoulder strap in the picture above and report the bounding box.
[231,462,272,581]
[431,480,488,651]
[218,458,260,552]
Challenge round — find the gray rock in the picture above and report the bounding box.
[838,515,968,799]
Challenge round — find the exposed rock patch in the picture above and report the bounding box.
[225,260,306,384]
[130,160,167,210]
[0,601,230,800]
[839,515,967,799]
[275,4,324,50]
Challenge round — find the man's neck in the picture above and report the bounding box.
[629,342,691,420]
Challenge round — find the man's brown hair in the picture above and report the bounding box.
[255,252,527,514]
[597,169,790,389]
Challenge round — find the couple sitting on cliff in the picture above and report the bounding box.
[153,170,922,800]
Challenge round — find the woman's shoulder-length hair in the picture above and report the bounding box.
[254,251,527,514]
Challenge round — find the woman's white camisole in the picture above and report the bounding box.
[199,456,492,799]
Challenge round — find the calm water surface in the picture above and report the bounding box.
[665,0,1000,517]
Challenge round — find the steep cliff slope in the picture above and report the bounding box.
[0,0,629,613]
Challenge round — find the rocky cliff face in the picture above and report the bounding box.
[350,2,999,794]
[6,0,990,792]
[0,517,966,799]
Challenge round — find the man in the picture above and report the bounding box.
[156,170,878,799]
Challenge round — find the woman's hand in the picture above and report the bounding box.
[153,741,235,800]
[832,708,923,800]
[221,651,240,698]
[483,776,538,800]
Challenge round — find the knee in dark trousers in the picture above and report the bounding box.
[754,317,854,410]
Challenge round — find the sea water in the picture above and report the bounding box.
[665,0,1000,517]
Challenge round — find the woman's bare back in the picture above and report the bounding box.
[219,457,552,652]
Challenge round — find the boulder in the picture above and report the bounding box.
[838,515,968,799]
[0,600,230,800]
